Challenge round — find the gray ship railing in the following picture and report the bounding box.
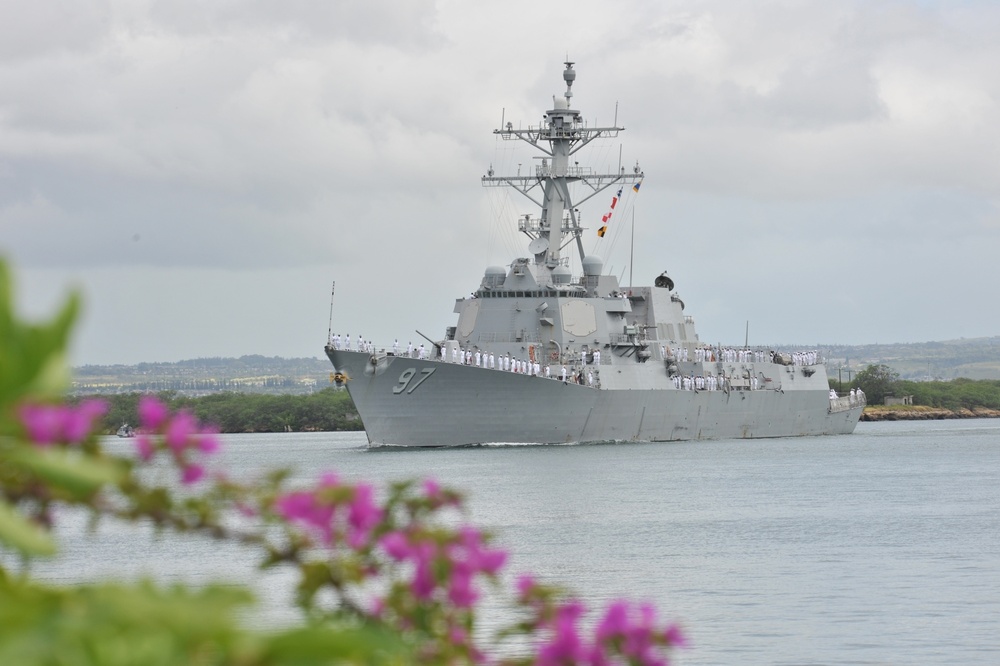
[829,395,865,413]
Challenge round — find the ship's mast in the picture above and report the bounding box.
[482,62,641,270]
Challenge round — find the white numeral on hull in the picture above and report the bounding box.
[393,368,435,394]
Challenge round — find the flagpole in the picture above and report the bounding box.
[327,281,336,343]
[629,208,635,292]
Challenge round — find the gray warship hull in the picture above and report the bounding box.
[326,348,863,447]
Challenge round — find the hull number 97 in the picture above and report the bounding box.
[393,368,436,395]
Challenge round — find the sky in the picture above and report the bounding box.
[2,0,998,365]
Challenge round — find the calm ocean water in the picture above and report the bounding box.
[23,419,1000,664]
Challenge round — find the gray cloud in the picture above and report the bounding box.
[2,0,999,364]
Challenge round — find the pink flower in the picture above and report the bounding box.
[380,531,412,561]
[18,399,108,446]
[410,543,437,599]
[180,464,205,485]
[596,600,630,642]
[63,399,108,442]
[447,565,478,608]
[346,483,382,547]
[134,434,155,461]
[422,477,460,508]
[476,546,508,575]
[197,428,221,454]
[18,403,66,446]
[138,395,169,430]
[537,600,587,665]
[664,623,686,648]
[592,600,686,664]
[164,410,198,454]
[276,490,336,544]
[455,526,508,574]
[516,573,537,600]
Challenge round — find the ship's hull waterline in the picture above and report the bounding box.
[327,348,863,448]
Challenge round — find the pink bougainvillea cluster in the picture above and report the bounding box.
[134,395,220,485]
[275,472,383,549]
[14,394,685,665]
[17,398,108,447]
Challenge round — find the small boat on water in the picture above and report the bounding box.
[116,423,135,438]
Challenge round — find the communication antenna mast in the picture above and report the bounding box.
[327,281,336,342]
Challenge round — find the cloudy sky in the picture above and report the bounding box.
[2,0,998,365]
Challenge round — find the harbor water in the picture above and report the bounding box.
[27,419,1000,664]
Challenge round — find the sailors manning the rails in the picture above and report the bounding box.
[407,341,413,358]
[393,339,399,355]
[417,343,426,359]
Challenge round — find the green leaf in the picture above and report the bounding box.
[0,577,258,666]
[262,623,412,665]
[0,258,79,409]
[0,501,55,557]
[8,447,123,499]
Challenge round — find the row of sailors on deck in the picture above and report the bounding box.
[335,331,591,365]
[665,345,820,366]
[329,334,382,354]
[330,334,600,382]
[673,374,761,391]
[330,335,435,360]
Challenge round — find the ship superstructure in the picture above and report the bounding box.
[324,63,864,447]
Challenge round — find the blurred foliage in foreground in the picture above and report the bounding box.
[0,258,683,665]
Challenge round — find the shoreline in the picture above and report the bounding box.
[861,406,1000,421]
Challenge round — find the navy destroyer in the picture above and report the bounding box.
[325,62,865,447]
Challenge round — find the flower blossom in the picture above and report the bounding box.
[131,396,221,485]
[378,522,508,608]
[275,473,384,549]
[18,399,108,447]
[536,600,588,666]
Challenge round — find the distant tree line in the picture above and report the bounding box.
[76,388,363,434]
[837,363,1000,410]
